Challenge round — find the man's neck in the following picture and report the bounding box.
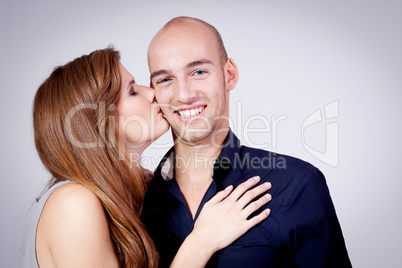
[173,128,229,184]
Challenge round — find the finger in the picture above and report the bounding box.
[226,176,260,202]
[244,208,271,231]
[241,193,272,219]
[236,182,271,209]
[205,185,234,206]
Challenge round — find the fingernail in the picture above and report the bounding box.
[254,176,260,181]
[225,185,233,191]
[266,208,271,215]
[264,182,271,188]
[265,194,272,201]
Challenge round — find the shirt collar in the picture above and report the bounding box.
[159,129,241,182]
[160,147,175,182]
[217,129,241,167]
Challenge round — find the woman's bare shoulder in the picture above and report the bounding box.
[36,182,119,267]
[45,182,100,210]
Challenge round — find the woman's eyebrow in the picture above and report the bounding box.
[126,79,135,90]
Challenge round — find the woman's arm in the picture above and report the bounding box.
[36,183,119,268]
[171,176,272,267]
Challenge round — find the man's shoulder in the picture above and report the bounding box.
[239,145,319,175]
[236,145,326,194]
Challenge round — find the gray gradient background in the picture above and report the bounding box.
[1,0,401,267]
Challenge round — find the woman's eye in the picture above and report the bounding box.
[129,86,137,96]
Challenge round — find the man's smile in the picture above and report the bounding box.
[175,105,206,119]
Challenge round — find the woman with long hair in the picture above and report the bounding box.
[23,47,272,268]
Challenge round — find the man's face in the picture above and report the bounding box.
[148,23,235,145]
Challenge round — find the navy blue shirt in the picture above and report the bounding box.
[141,130,351,267]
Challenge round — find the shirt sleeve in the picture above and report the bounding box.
[284,168,352,267]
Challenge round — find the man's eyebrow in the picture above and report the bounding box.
[150,59,213,79]
[186,59,213,69]
[150,69,169,79]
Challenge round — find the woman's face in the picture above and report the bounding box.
[116,63,169,155]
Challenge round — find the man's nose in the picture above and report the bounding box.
[175,77,197,103]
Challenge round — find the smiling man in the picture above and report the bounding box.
[148,19,235,148]
[141,17,351,267]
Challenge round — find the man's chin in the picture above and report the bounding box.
[171,127,212,145]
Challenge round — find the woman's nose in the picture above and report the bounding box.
[141,85,156,102]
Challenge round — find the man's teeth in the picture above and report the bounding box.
[178,107,204,118]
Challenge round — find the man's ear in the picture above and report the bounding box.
[224,58,239,91]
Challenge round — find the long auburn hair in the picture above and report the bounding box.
[33,47,158,267]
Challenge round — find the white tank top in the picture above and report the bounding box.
[22,180,74,268]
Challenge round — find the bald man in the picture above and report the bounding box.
[141,17,351,267]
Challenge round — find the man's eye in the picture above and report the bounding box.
[157,77,171,84]
[194,70,206,76]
